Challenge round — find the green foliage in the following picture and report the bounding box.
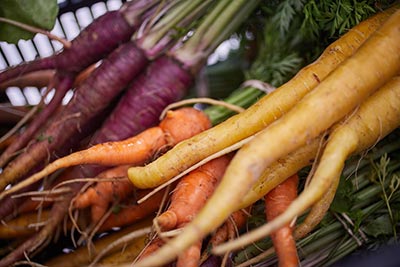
[0,0,58,44]
[301,0,376,41]
[364,213,395,238]
[271,0,306,36]
[246,0,305,87]
[330,177,355,213]
[370,155,400,238]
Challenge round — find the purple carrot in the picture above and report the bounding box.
[93,55,193,142]
[0,73,74,167]
[0,0,156,83]
[0,42,148,191]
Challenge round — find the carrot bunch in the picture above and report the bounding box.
[1,1,400,267]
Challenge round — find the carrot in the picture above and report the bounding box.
[155,154,232,232]
[208,208,250,248]
[0,107,211,200]
[128,6,397,190]
[238,136,322,209]
[0,70,55,89]
[177,241,203,267]
[0,72,74,168]
[201,207,250,264]
[293,175,340,240]
[89,55,194,143]
[133,9,400,267]
[139,155,232,267]
[136,237,166,262]
[0,65,94,90]
[73,165,134,223]
[98,188,166,232]
[158,155,232,267]
[291,76,400,239]
[264,174,299,267]
[96,234,148,266]
[214,74,400,254]
[0,64,96,168]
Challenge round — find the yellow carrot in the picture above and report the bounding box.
[238,136,321,209]
[133,11,400,266]
[128,6,397,189]
[293,175,340,239]
[215,75,400,253]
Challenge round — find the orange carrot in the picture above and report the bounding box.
[177,241,202,267]
[161,155,232,267]
[139,155,232,267]
[73,165,134,223]
[0,107,212,200]
[137,237,165,261]
[209,208,250,248]
[155,154,233,232]
[200,207,250,264]
[265,174,299,267]
[98,188,166,232]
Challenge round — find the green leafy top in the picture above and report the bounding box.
[300,0,396,42]
[0,0,58,44]
[245,0,306,87]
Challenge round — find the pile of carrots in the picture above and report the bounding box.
[1,1,400,267]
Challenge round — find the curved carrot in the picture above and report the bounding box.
[215,75,400,254]
[73,165,134,223]
[293,76,400,239]
[128,6,397,190]
[0,107,211,200]
[265,174,299,267]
